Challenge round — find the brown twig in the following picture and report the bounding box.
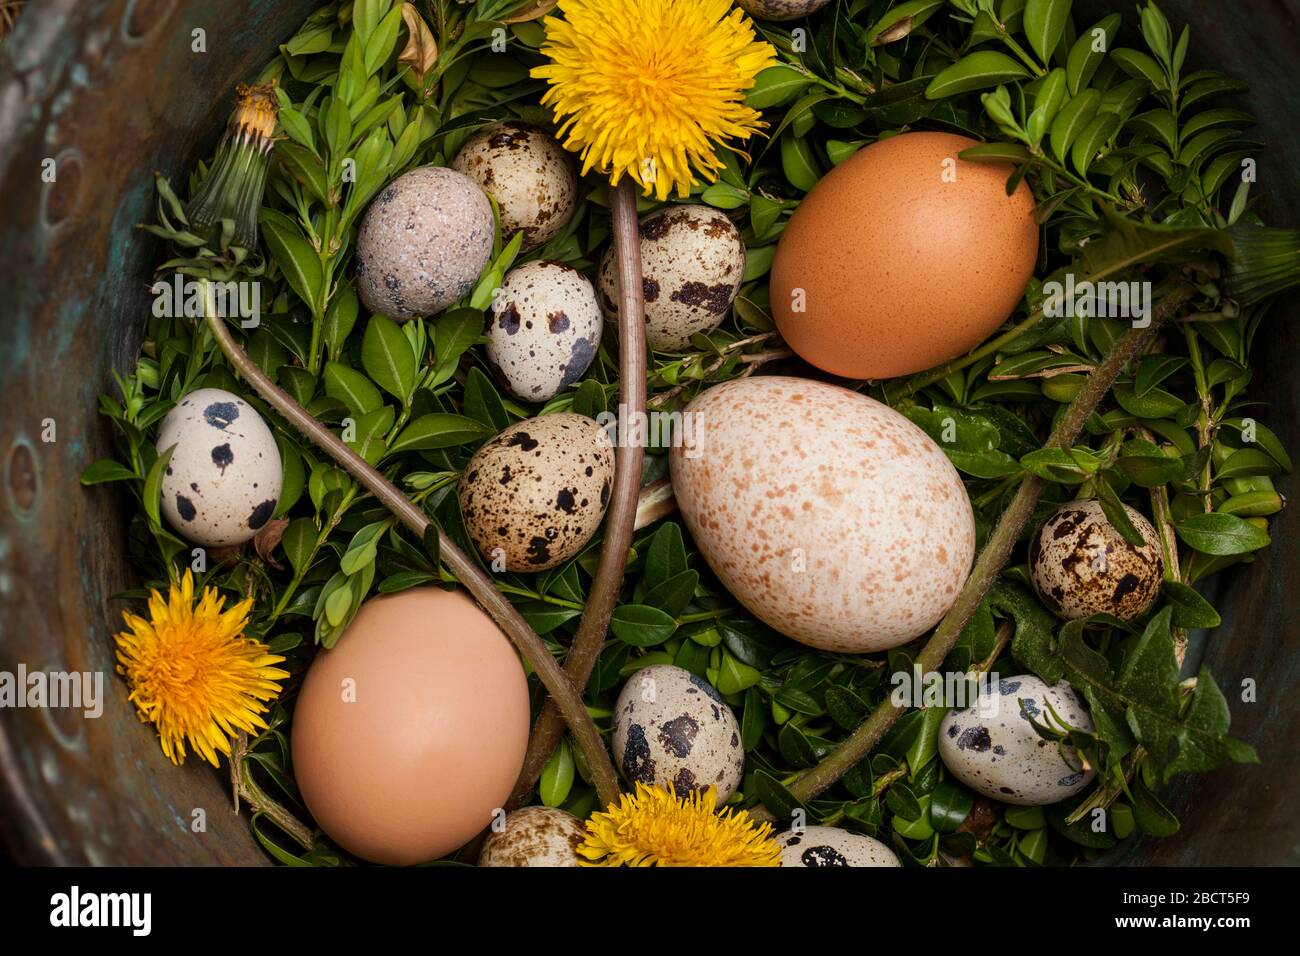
[506,178,648,808]
[751,282,1196,822]
[201,293,621,809]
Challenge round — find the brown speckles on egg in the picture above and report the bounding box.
[478,806,586,867]
[669,377,975,653]
[1029,499,1162,621]
[459,414,614,572]
[598,205,746,351]
[612,665,744,802]
[452,122,577,252]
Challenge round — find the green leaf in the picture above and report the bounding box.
[1070,111,1119,174]
[283,518,318,577]
[640,569,699,619]
[323,361,383,417]
[463,366,511,430]
[363,5,404,75]
[1095,479,1147,548]
[1066,13,1121,94]
[1049,89,1099,162]
[958,142,1032,165]
[745,64,811,110]
[143,445,176,529]
[1174,512,1270,555]
[992,580,1062,683]
[362,314,417,402]
[387,414,493,454]
[431,308,484,387]
[1162,581,1221,629]
[610,604,677,647]
[1111,47,1166,89]
[540,740,575,808]
[780,133,820,192]
[645,522,689,588]
[1131,779,1180,837]
[714,650,762,696]
[340,520,387,575]
[1023,0,1072,66]
[753,770,806,821]
[925,51,1030,99]
[1021,446,1105,483]
[930,779,974,833]
[260,209,324,316]
[80,459,138,485]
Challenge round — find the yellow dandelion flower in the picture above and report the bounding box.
[114,570,288,768]
[532,0,777,201]
[578,784,781,867]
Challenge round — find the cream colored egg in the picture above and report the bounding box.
[775,826,901,867]
[669,377,975,653]
[478,806,587,867]
[155,387,282,547]
[598,204,746,351]
[612,665,745,801]
[486,260,602,402]
[458,413,614,572]
[938,675,1096,806]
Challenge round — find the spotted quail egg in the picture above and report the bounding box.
[478,806,587,867]
[355,165,494,320]
[775,826,901,867]
[452,121,578,252]
[736,0,834,21]
[155,388,282,547]
[486,260,602,403]
[1029,498,1163,621]
[612,664,745,801]
[458,413,614,572]
[939,675,1096,806]
[598,204,747,351]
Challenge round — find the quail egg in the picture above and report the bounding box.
[1029,498,1163,621]
[155,388,282,547]
[458,413,614,572]
[736,0,834,21]
[355,165,494,320]
[775,826,901,867]
[486,260,602,402]
[598,204,747,351]
[612,664,745,801]
[452,121,578,252]
[938,675,1096,806]
[478,806,587,867]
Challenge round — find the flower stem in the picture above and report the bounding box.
[506,178,649,808]
[751,284,1195,822]
[200,289,621,809]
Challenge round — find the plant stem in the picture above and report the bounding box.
[751,284,1195,822]
[200,291,621,809]
[506,179,649,809]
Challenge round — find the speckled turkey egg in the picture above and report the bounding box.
[355,165,494,320]
[155,388,282,547]
[737,0,833,21]
[1029,498,1163,621]
[775,826,901,867]
[478,806,586,867]
[486,260,602,402]
[452,121,578,251]
[458,413,614,572]
[598,204,746,351]
[669,376,975,653]
[613,665,745,801]
[939,675,1096,806]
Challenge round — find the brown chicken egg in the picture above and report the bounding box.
[290,588,530,865]
[771,131,1038,380]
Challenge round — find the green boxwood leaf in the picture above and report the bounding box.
[610,604,677,646]
[387,413,492,454]
[925,50,1030,99]
[1174,512,1270,555]
[1023,0,1072,66]
[362,314,417,402]
[323,361,383,418]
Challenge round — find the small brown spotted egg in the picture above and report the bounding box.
[452,121,578,252]
[1029,498,1163,621]
[478,806,587,867]
[612,664,745,801]
[355,166,494,320]
[598,204,747,351]
[486,260,602,403]
[938,675,1096,806]
[775,826,901,867]
[156,388,282,547]
[736,0,834,21]
[458,413,614,572]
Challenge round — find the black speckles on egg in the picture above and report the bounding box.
[203,401,239,429]
[211,443,234,474]
[622,723,656,785]
[176,495,197,522]
[775,826,901,867]
[801,845,849,867]
[658,714,700,757]
[249,499,276,530]
[956,726,992,752]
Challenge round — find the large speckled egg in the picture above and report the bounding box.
[737,0,833,21]
[486,260,602,402]
[459,413,614,572]
[598,204,746,351]
[939,675,1095,806]
[775,826,901,867]
[355,165,494,320]
[612,665,745,801]
[669,377,975,653]
[771,131,1038,379]
[1029,499,1163,621]
[291,588,530,865]
[452,121,578,251]
[155,388,282,547]
[478,806,586,867]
